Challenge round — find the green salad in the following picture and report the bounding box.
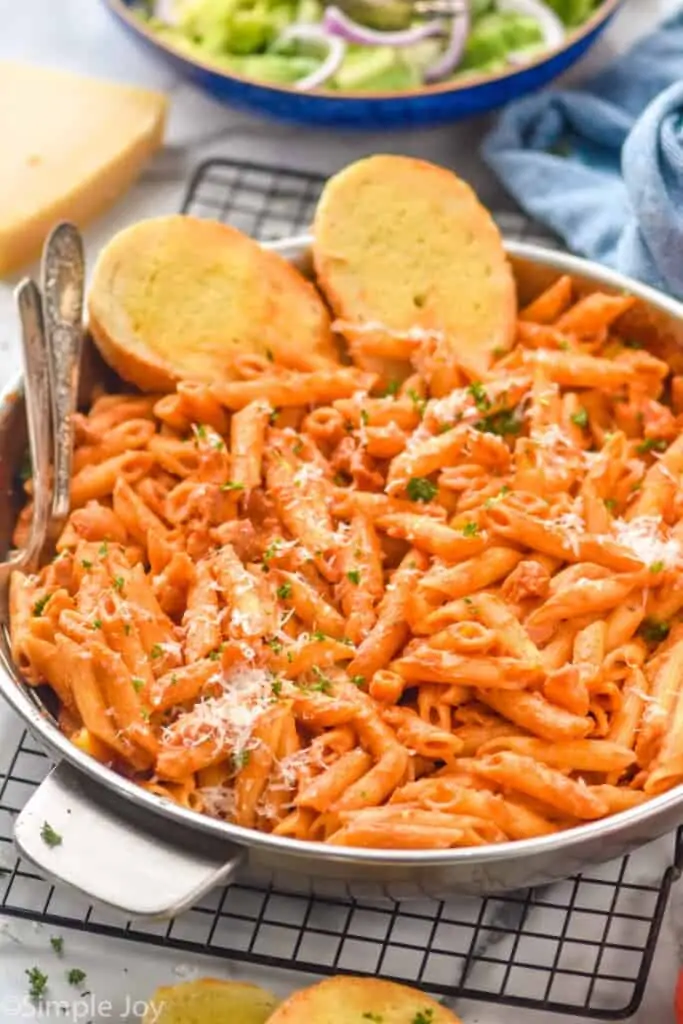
[137,0,604,92]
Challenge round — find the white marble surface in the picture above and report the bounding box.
[1,0,682,1020]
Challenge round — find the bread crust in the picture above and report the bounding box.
[142,978,278,1024]
[265,976,462,1023]
[88,215,336,392]
[313,155,517,378]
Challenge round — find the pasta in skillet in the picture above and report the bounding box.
[11,277,683,850]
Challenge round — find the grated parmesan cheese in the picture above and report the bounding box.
[198,785,236,820]
[163,665,273,759]
[612,515,682,569]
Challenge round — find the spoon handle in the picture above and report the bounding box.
[14,279,52,571]
[42,223,85,538]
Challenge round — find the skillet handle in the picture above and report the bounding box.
[14,762,245,919]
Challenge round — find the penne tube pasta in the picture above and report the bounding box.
[480,689,592,741]
[470,752,610,819]
[229,399,271,493]
[476,736,636,774]
[212,367,377,410]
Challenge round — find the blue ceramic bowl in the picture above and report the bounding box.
[103,0,623,129]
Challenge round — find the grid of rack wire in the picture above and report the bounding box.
[0,157,680,1021]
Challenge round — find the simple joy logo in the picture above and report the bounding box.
[2,995,164,1021]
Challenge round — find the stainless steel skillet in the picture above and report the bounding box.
[4,237,683,919]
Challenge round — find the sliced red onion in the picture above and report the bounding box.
[322,6,446,48]
[423,6,469,83]
[498,0,566,60]
[277,24,347,90]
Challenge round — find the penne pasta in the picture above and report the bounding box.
[11,261,683,853]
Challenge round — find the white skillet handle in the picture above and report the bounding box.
[14,762,244,919]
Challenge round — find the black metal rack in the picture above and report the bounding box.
[0,158,680,1021]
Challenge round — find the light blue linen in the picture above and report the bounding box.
[482,9,683,298]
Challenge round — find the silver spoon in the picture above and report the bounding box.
[41,223,85,548]
[0,280,53,599]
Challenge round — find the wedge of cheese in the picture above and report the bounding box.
[0,61,167,276]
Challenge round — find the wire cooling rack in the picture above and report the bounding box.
[1,158,681,1021]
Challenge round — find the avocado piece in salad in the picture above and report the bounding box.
[544,0,600,27]
[459,12,544,71]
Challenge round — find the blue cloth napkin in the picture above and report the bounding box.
[482,9,683,300]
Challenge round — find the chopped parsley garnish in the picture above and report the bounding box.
[650,561,665,574]
[265,347,274,361]
[381,379,400,397]
[32,594,51,617]
[438,422,454,434]
[50,936,64,955]
[221,481,244,492]
[407,387,427,418]
[266,637,283,653]
[636,437,667,455]
[26,967,48,1000]
[208,644,224,661]
[41,822,62,848]
[212,437,225,451]
[269,408,280,426]
[170,674,178,685]
[571,408,588,428]
[276,582,292,600]
[362,1015,383,1022]
[350,675,365,687]
[468,382,490,412]
[558,340,570,351]
[91,618,102,630]
[360,409,369,426]
[112,576,125,593]
[406,477,438,503]
[346,569,361,585]
[604,498,617,512]
[412,1010,434,1024]
[637,618,670,644]
[623,337,643,350]
[485,484,510,509]
[150,643,163,659]
[271,678,283,697]
[311,630,327,641]
[99,542,109,556]
[80,559,92,570]
[462,522,479,537]
[194,424,207,440]
[475,408,522,437]
[263,538,282,563]
[124,623,132,636]
[231,749,251,771]
[67,968,86,987]
[463,596,474,606]
[333,471,351,487]
[308,678,333,694]
[292,439,304,456]
[131,677,145,693]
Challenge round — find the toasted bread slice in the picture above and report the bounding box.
[313,155,516,378]
[265,976,461,1024]
[142,978,278,1024]
[88,215,336,392]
